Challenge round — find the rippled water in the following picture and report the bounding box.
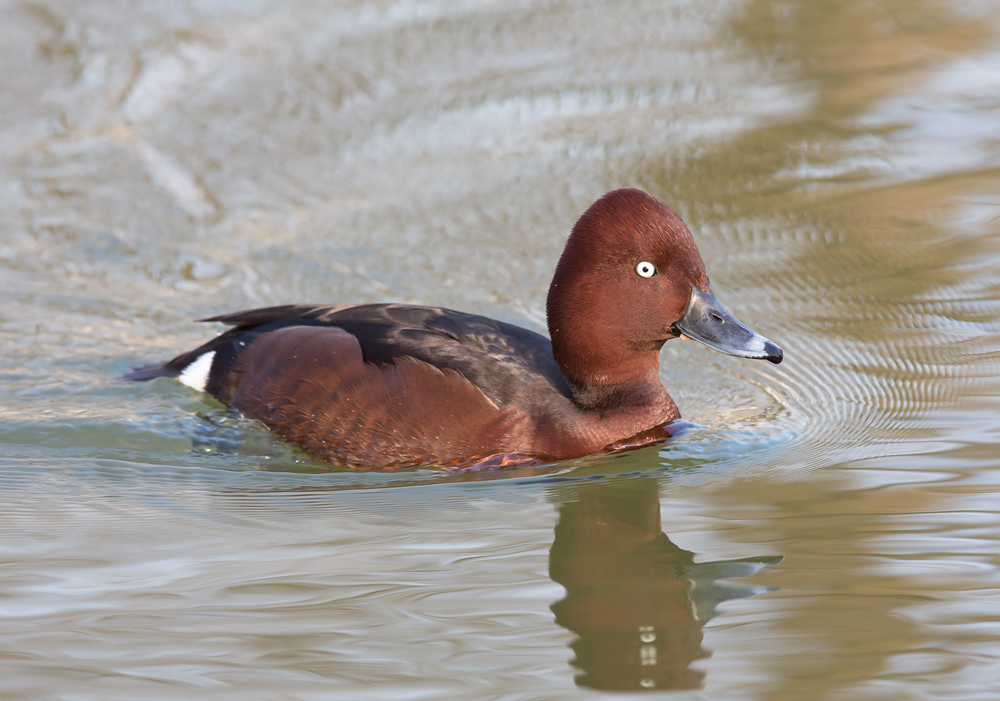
[3,0,1000,698]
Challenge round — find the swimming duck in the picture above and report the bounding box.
[125,188,781,469]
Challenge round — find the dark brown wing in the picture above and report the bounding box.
[209,303,574,408]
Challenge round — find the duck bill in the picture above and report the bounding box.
[673,286,783,364]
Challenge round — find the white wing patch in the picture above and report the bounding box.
[178,351,216,392]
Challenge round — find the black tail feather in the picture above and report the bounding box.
[121,345,214,382]
[121,304,357,386]
[120,362,182,382]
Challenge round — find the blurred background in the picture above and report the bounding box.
[2,0,1000,697]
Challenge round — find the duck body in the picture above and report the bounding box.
[129,303,678,468]
[126,189,782,469]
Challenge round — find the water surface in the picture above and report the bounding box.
[3,0,1000,698]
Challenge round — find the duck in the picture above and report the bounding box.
[125,188,782,470]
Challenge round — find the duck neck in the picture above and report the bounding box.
[568,366,673,415]
[549,328,672,414]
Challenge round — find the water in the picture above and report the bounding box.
[2,0,1000,697]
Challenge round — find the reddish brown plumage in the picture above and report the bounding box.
[547,189,708,406]
[230,326,517,468]
[126,188,782,469]
[227,324,677,469]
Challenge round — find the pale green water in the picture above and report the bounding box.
[2,0,1000,698]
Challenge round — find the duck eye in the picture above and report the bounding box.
[635,261,657,278]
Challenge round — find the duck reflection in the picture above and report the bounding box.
[549,478,780,692]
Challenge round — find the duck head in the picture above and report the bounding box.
[546,188,781,408]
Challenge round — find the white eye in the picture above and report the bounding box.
[635,261,657,278]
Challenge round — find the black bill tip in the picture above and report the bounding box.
[764,340,783,364]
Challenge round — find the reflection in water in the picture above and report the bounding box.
[548,478,780,691]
